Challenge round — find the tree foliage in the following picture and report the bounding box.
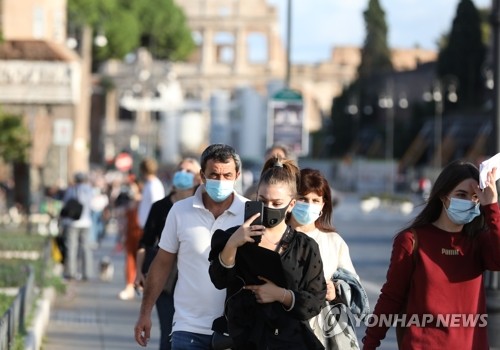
[68,0,195,62]
[0,111,30,162]
[330,83,358,157]
[357,0,393,79]
[330,0,393,159]
[124,0,195,61]
[437,0,486,109]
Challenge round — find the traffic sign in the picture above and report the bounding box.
[267,88,308,156]
[53,119,73,146]
[115,152,133,172]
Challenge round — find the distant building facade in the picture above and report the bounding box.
[172,0,437,134]
[0,0,88,200]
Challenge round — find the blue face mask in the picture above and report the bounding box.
[205,179,234,202]
[445,197,480,225]
[292,201,322,225]
[172,171,195,190]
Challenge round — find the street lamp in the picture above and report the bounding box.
[378,94,394,162]
[378,84,408,194]
[423,77,458,169]
[430,82,443,169]
[346,97,359,153]
[285,0,292,88]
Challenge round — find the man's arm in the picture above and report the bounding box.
[134,247,146,289]
[134,248,176,347]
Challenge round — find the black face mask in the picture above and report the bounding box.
[262,204,290,228]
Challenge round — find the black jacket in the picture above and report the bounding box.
[139,193,174,274]
[209,226,326,350]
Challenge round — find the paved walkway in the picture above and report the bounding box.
[43,231,160,350]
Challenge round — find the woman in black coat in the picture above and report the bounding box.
[209,157,326,350]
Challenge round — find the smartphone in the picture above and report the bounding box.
[244,201,264,244]
[245,201,263,225]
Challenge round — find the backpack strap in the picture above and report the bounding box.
[275,226,295,254]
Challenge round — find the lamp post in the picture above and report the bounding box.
[432,82,443,169]
[285,0,292,88]
[423,78,458,170]
[378,78,408,194]
[346,97,359,153]
[379,94,394,161]
[378,92,394,194]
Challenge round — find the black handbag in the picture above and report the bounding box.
[60,198,83,220]
[211,316,233,350]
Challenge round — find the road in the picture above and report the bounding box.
[333,192,421,349]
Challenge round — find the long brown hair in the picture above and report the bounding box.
[402,160,485,238]
[298,168,336,232]
[257,157,300,198]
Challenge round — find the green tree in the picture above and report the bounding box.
[437,0,486,109]
[68,0,194,62]
[357,0,393,79]
[330,83,358,157]
[0,110,30,162]
[125,0,195,61]
[330,0,393,159]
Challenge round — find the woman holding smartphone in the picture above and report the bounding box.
[208,157,326,350]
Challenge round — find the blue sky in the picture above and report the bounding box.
[267,0,491,63]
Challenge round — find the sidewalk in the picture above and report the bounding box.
[42,231,160,350]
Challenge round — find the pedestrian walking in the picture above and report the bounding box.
[118,179,143,300]
[289,168,367,348]
[61,172,94,280]
[134,157,201,349]
[209,157,327,350]
[134,144,246,350]
[243,143,292,200]
[363,160,500,349]
[138,157,165,229]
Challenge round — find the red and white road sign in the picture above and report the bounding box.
[114,153,133,172]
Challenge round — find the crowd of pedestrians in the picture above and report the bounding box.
[33,141,500,350]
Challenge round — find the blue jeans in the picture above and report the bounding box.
[90,210,104,244]
[155,291,174,350]
[171,331,212,350]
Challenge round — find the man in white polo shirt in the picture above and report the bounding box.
[134,144,247,349]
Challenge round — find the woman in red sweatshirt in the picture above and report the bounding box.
[363,160,499,349]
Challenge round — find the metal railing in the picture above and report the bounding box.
[0,242,44,350]
[0,265,35,350]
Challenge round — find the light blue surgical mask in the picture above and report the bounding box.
[292,201,322,225]
[205,179,235,202]
[172,171,195,190]
[445,197,480,225]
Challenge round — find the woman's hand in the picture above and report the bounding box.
[134,271,145,291]
[476,167,498,205]
[226,213,265,248]
[219,214,265,268]
[325,280,336,301]
[244,276,281,304]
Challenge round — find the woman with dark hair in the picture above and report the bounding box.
[209,157,326,350]
[363,160,500,349]
[288,168,362,348]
